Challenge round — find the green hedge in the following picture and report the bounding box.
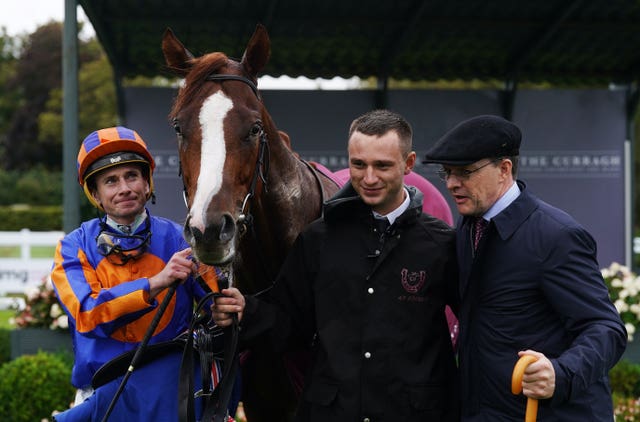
[0,329,9,365]
[0,351,75,421]
[0,167,62,205]
[610,359,640,397]
[0,205,63,230]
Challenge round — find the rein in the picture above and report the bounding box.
[178,270,239,422]
[171,74,275,421]
[169,72,334,421]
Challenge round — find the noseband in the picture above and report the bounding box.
[174,73,270,236]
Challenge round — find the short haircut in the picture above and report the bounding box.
[349,109,413,156]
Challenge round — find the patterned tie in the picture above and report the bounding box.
[473,217,488,250]
[374,217,390,234]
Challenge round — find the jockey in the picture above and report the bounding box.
[51,126,227,421]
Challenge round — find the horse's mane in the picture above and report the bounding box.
[169,52,230,118]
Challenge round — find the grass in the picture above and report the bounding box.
[0,310,15,330]
[0,245,42,332]
[0,246,55,258]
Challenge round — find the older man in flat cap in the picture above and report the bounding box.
[424,115,626,421]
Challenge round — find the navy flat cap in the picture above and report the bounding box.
[423,115,521,165]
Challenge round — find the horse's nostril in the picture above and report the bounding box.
[191,226,204,243]
[219,214,235,242]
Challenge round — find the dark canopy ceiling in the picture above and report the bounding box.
[78,0,640,87]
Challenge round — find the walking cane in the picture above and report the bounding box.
[511,355,539,422]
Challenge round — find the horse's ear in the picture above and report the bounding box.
[278,130,299,158]
[278,130,292,150]
[241,24,271,77]
[162,28,194,76]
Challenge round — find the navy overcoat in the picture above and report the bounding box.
[457,181,626,421]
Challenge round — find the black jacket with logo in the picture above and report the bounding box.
[242,184,459,421]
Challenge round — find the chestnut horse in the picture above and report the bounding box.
[162,24,340,421]
[162,24,458,421]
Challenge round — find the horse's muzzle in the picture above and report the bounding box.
[184,214,236,264]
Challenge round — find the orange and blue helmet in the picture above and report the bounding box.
[77,127,156,210]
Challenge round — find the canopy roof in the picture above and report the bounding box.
[78,0,640,86]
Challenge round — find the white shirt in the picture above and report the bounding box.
[372,187,411,225]
[482,181,521,221]
[106,211,147,234]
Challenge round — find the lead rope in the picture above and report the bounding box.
[179,266,239,422]
[204,267,238,422]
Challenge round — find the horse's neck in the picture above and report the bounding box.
[233,145,327,292]
[264,146,323,239]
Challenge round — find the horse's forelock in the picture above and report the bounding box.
[170,52,231,118]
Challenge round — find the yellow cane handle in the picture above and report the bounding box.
[511,355,539,422]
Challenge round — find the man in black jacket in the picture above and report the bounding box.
[214,109,459,421]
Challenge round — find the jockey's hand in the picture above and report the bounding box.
[212,287,245,327]
[148,248,194,302]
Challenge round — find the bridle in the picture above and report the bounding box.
[173,73,270,237]
[167,72,338,422]
[206,74,260,98]
[171,73,275,422]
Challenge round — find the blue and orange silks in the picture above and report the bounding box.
[51,211,214,389]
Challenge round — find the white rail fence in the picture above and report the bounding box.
[1,230,639,297]
[0,229,64,296]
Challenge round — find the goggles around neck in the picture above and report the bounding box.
[96,215,151,265]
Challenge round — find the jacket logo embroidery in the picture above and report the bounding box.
[401,268,426,294]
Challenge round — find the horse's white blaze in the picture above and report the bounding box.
[189,91,233,231]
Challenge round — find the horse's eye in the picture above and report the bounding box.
[172,118,181,134]
[172,118,185,144]
[249,123,262,137]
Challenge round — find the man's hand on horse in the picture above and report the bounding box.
[212,287,245,326]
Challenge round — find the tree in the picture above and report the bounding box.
[3,22,63,170]
[2,21,115,171]
[38,39,117,157]
[0,28,19,164]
